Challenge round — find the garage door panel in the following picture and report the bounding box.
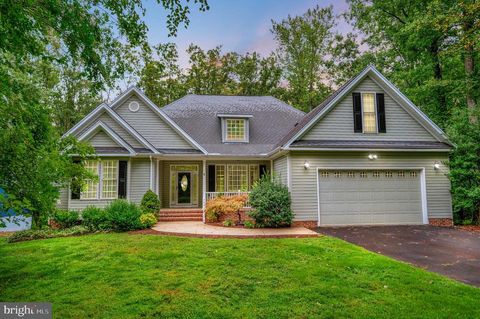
[319,170,423,226]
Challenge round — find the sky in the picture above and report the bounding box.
[142,0,351,68]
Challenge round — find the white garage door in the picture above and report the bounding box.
[318,170,423,226]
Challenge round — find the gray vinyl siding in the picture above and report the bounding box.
[273,156,288,186]
[159,161,203,208]
[57,188,69,210]
[88,130,119,148]
[116,96,193,149]
[129,158,152,203]
[301,76,437,142]
[289,151,452,221]
[66,157,150,210]
[76,111,144,148]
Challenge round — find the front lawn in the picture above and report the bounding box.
[0,234,478,318]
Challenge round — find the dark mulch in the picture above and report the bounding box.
[456,225,480,233]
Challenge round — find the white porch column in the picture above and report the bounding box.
[202,159,206,223]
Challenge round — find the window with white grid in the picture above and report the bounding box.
[215,165,226,192]
[385,171,393,178]
[373,171,380,178]
[362,93,377,133]
[410,171,417,178]
[398,171,405,178]
[348,171,355,178]
[321,171,329,178]
[101,160,118,199]
[226,119,246,142]
[227,164,249,191]
[81,160,99,199]
[334,171,341,178]
[360,172,368,178]
[249,165,259,189]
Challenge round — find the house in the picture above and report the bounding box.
[58,65,453,227]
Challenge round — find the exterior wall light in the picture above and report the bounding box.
[433,161,441,170]
[304,161,310,170]
[368,154,378,160]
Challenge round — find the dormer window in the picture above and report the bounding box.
[226,119,246,141]
[218,114,251,143]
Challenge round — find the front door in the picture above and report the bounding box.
[177,172,191,204]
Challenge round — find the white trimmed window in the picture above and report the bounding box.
[101,160,118,199]
[362,93,377,133]
[227,164,249,192]
[81,160,99,199]
[80,160,118,200]
[215,165,226,192]
[225,119,247,142]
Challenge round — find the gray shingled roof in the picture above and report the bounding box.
[162,95,305,155]
[290,140,452,150]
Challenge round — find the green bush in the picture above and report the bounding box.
[7,226,90,243]
[244,220,255,228]
[248,175,294,228]
[104,199,143,231]
[82,206,110,231]
[140,190,160,217]
[140,213,157,228]
[51,210,80,229]
[223,219,234,227]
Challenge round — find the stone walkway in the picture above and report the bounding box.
[150,221,318,238]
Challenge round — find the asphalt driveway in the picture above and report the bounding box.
[317,225,480,287]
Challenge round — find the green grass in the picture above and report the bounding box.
[0,234,478,318]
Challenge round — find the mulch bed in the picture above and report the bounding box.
[455,225,480,233]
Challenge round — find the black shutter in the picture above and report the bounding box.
[259,165,268,178]
[208,165,216,192]
[118,161,128,199]
[352,92,363,133]
[71,159,81,199]
[376,93,386,133]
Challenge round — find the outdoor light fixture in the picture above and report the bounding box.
[434,161,441,170]
[304,161,310,170]
[368,154,378,160]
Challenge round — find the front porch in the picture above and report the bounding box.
[155,159,270,221]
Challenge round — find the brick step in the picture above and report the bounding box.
[158,216,203,222]
[159,212,203,218]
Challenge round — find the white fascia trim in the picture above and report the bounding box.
[217,114,253,118]
[78,121,136,154]
[103,107,159,154]
[284,65,450,147]
[62,103,109,138]
[110,87,208,154]
[284,147,451,152]
[370,67,449,142]
[283,66,372,147]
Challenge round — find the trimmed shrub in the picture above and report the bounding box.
[140,213,157,228]
[244,220,255,229]
[82,206,110,231]
[223,219,234,227]
[51,210,80,229]
[249,175,294,228]
[104,199,143,231]
[140,190,160,217]
[7,226,90,243]
[205,194,248,222]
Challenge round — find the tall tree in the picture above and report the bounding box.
[0,0,209,227]
[272,5,335,112]
[138,43,188,107]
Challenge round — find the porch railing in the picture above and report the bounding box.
[205,191,251,208]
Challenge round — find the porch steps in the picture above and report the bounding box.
[158,209,203,222]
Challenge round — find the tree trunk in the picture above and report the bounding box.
[463,10,477,123]
[431,39,448,126]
